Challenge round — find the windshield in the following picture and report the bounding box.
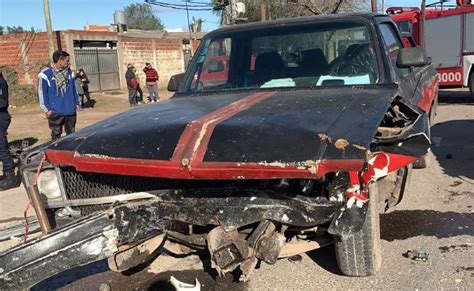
[183,21,379,93]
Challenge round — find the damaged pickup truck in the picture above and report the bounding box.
[1,13,437,289]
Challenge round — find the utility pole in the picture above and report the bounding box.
[43,0,55,57]
[370,0,377,12]
[230,0,238,25]
[420,0,426,47]
[260,0,266,21]
[185,0,192,42]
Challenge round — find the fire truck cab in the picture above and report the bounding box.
[388,0,474,97]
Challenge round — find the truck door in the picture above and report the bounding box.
[377,19,437,121]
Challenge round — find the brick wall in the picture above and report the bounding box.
[0,32,69,86]
[1,30,191,91]
[118,37,184,89]
[156,39,185,89]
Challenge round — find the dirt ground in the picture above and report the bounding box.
[0,89,473,290]
[7,89,173,144]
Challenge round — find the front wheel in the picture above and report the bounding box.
[334,183,382,277]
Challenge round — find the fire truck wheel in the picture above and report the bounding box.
[334,182,382,277]
[469,71,474,98]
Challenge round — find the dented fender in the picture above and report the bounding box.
[328,152,416,239]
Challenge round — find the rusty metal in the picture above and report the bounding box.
[207,226,250,275]
[108,234,166,272]
[28,185,52,235]
[278,237,333,258]
[247,221,284,265]
[0,200,167,289]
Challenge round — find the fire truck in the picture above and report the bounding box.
[388,0,474,98]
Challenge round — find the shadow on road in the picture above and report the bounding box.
[31,254,245,290]
[380,210,474,242]
[306,245,341,276]
[32,260,109,290]
[438,90,473,105]
[431,120,474,180]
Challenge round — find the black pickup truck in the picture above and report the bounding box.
[1,13,437,288]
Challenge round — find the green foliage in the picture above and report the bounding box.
[0,66,37,107]
[6,26,26,34]
[0,26,39,35]
[124,3,164,30]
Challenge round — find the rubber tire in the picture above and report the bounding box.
[470,71,474,99]
[334,183,382,277]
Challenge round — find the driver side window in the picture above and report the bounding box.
[379,23,410,79]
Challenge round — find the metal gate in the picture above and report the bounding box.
[74,49,120,92]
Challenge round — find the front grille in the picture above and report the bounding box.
[61,167,175,215]
[59,167,265,215]
[61,167,169,200]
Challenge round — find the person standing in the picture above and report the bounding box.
[143,63,159,102]
[74,71,85,107]
[132,66,144,104]
[38,50,81,141]
[125,64,138,106]
[77,69,91,107]
[0,71,18,190]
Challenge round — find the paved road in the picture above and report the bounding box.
[2,90,473,290]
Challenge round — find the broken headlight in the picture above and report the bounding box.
[37,169,62,200]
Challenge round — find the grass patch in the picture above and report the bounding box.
[1,66,38,108]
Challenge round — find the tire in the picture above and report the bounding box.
[429,96,438,125]
[334,183,382,277]
[470,71,474,99]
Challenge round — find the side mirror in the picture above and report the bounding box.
[167,73,185,92]
[396,47,429,68]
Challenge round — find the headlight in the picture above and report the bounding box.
[37,169,62,200]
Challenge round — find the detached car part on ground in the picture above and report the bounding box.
[0,14,438,289]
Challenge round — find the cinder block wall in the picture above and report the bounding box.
[0,32,68,86]
[1,30,200,91]
[118,37,184,90]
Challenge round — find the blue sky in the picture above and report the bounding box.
[0,0,458,33]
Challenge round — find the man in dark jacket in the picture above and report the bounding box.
[126,64,138,106]
[0,71,19,190]
[38,50,81,141]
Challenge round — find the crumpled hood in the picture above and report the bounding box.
[47,86,398,178]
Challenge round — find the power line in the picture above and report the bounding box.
[146,0,213,10]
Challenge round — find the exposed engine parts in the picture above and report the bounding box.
[377,99,420,138]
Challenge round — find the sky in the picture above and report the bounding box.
[0,0,460,33]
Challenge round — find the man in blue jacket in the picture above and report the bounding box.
[38,50,80,141]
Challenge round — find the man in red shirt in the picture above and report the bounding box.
[143,63,159,102]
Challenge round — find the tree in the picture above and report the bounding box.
[214,0,369,24]
[7,26,26,34]
[0,26,4,35]
[124,3,164,30]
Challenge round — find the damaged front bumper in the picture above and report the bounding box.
[0,189,337,289]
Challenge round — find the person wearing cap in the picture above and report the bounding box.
[125,64,138,106]
[143,62,159,102]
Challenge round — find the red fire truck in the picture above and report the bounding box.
[388,0,474,97]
